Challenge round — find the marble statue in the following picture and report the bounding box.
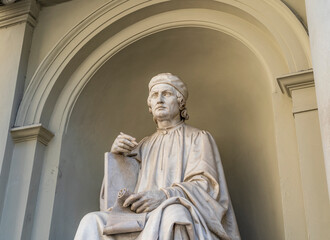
[74,73,240,240]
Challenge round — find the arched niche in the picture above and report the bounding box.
[14,1,311,240]
[16,0,310,128]
[51,27,281,239]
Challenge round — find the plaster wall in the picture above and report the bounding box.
[305,0,330,199]
[25,0,109,88]
[51,28,284,240]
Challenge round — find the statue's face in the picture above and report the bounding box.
[149,84,180,122]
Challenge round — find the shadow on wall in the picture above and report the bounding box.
[51,27,282,240]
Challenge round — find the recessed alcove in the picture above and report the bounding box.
[51,27,283,240]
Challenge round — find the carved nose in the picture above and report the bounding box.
[156,95,164,103]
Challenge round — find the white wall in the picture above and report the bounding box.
[25,0,109,89]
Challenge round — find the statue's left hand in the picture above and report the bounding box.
[123,190,167,213]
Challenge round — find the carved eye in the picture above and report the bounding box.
[164,91,172,97]
[150,92,158,98]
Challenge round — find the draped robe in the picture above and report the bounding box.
[75,122,240,240]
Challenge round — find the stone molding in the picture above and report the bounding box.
[277,69,314,98]
[11,123,54,146]
[0,0,39,28]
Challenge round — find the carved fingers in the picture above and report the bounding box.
[123,190,166,213]
[136,203,150,213]
[110,132,138,154]
[130,197,146,212]
[123,192,142,208]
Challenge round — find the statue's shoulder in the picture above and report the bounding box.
[184,124,210,136]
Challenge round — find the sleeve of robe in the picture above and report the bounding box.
[161,130,240,240]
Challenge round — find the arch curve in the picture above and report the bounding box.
[15,0,311,129]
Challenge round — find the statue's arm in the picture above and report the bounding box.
[161,174,216,199]
[110,132,138,155]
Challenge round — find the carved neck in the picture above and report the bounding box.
[156,117,182,130]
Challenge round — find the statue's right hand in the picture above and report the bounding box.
[110,132,138,154]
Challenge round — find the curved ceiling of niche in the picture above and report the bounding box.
[66,27,272,134]
[15,0,310,128]
[52,23,279,134]
[49,19,284,133]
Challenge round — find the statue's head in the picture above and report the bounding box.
[147,73,189,123]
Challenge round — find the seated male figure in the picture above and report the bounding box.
[75,73,240,240]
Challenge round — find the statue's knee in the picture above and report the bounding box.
[80,212,101,225]
[163,204,190,220]
[165,203,188,212]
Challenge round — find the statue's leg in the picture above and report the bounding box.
[173,225,190,240]
[158,204,195,240]
[74,211,112,240]
[75,211,140,240]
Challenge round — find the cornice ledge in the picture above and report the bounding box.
[277,69,314,98]
[0,0,39,29]
[11,123,54,146]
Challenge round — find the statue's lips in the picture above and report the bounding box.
[156,106,166,110]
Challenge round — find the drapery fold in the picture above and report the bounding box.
[78,123,240,240]
[130,123,240,239]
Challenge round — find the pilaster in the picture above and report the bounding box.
[0,0,39,235]
[277,69,330,240]
[0,124,53,240]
